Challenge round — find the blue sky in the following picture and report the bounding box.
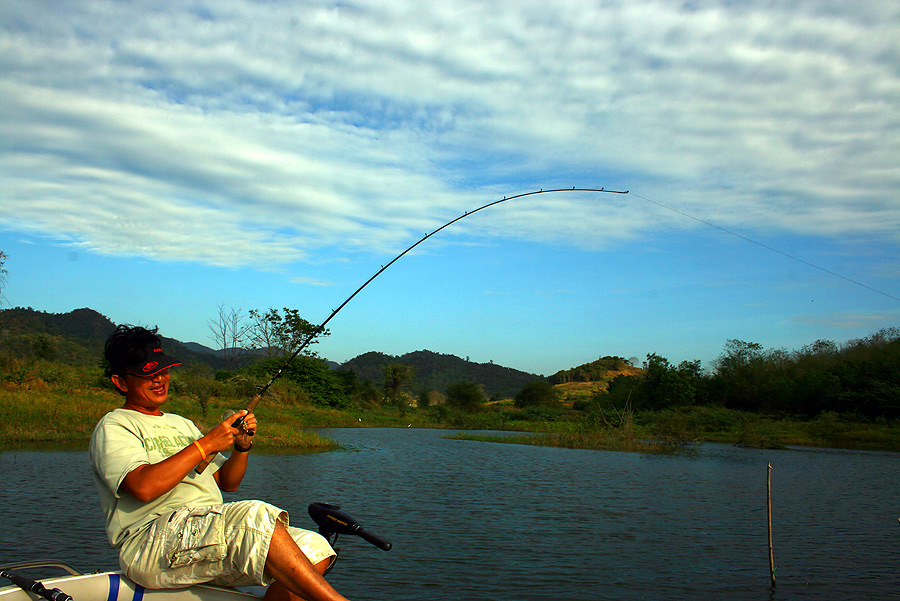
[1,0,898,376]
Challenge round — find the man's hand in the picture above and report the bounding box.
[200,410,248,454]
[234,411,257,450]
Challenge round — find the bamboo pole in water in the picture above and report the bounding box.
[767,463,776,588]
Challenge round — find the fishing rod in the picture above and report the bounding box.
[1,570,73,601]
[196,186,627,472]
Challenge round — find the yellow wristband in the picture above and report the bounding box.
[193,440,207,460]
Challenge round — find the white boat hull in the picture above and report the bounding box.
[0,565,262,601]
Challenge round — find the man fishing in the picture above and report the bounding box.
[89,325,351,601]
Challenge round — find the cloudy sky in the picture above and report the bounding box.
[2,0,898,375]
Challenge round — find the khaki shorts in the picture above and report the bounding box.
[119,500,335,588]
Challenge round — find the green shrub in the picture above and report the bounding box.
[445,381,485,412]
[514,381,561,408]
[516,405,566,422]
[650,410,698,444]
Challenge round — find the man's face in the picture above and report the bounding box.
[113,370,171,414]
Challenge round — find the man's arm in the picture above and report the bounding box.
[215,411,257,492]
[120,413,245,502]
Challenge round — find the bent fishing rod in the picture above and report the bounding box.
[196,186,627,472]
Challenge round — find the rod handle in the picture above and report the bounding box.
[1,571,73,601]
[195,451,216,474]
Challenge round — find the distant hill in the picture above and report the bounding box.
[0,307,228,370]
[0,306,114,340]
[1,309,547,396]
[547,355,644,403]
[0,306,112,365]
[338,350,544,399]
[549,355,642,384]
[182,341,218,356]
[1,307,632,399]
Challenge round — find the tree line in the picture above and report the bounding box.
[590,329,900,420]
[2,290,897,422]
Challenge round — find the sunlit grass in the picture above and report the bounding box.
[0,387,119,444]
[2,365,899,453]
[0,381,338,451]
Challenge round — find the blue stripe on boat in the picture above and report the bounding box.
[106,574,120,601]
[133,584,145,601]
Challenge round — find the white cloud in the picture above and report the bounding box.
[792,312,900,330]
[2,0,899,268]
[291,276,334,287]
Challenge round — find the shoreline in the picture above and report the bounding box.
[3,385,899,454]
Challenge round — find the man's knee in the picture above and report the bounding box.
[314,556,336,576]
[284,525,336,568]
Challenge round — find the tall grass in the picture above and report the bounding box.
[3,360,900,452]
[0,387,119,445]
[450,403,698,454]
[0,363,337,451]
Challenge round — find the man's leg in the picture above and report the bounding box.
[263,557,333,601]
[263,521,348,601]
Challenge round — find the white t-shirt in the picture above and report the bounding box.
[89,408,227,547]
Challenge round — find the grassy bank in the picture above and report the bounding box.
[448,405,900,453]
[2,365,899,453]
[447,431,699,454]
[0,384,342,451]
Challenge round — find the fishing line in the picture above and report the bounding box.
[630,192,900,303]
[194,186,628,472]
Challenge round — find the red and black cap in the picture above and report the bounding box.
[125,345,182,377]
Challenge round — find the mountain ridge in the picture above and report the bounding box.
[338,349,544,399]
[0,307,561,396]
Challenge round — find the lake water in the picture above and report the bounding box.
[1,428,898,600]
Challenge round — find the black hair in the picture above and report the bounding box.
[104,325,161,385]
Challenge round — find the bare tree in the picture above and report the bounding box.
[208,305,249,369]
[246,308,282,359]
